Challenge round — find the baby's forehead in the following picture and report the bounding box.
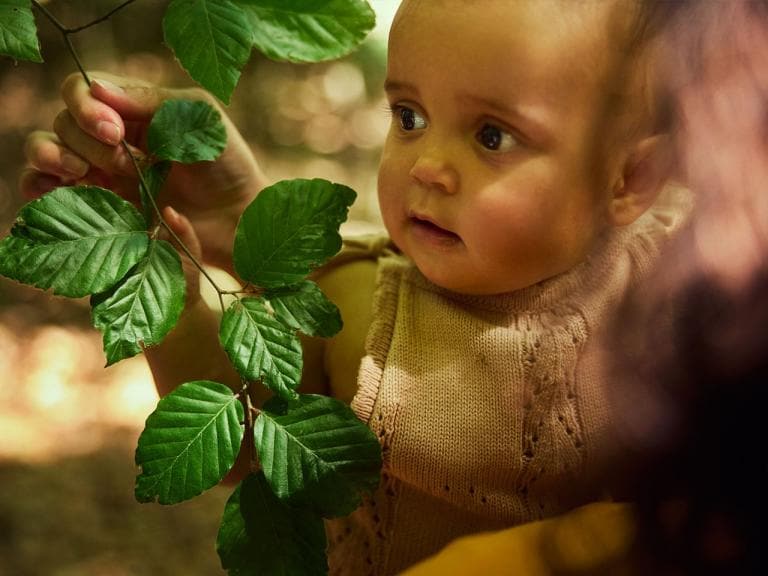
[390,0,654,141]
[392,0,637,83]
[394,0,639,58]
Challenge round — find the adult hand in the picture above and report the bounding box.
[21,72,269,273]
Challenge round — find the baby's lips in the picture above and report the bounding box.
[409,211,455,235]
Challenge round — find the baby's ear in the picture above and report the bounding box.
[608,134,673,226]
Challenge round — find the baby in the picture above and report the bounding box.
[21,1,689,573]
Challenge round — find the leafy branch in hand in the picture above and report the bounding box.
[31,0,229,310]
[0,1,381,574]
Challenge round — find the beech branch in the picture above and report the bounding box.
[31,0,231,314]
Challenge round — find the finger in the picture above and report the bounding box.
[53,110,142,177]
[60,72,126,146]
[23,130,90,180]
[161,206,203,304]
[61,72,218,149]
[88,72,220,131]
[88,73,179,121]
[18,168,66,199]
[162,206,203,262]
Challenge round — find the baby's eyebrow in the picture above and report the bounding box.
[383,79,417,95]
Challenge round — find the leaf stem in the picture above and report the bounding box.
[242,380,261,474]
[220,289,254,297]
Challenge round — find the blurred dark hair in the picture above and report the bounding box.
[603,1,768,572]
[609,267,768,574]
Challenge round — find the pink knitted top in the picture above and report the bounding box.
[326,187,691,576]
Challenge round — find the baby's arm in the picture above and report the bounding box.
[314,258,379,404]
[127,205,245,399]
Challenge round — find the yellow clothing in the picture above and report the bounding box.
[400,501,634,576]
[319,187,690,575]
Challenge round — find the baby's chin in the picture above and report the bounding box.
[415,256,557,296]
[411,258,520,296]
[393,235,532,295]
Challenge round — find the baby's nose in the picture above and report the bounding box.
[409,153,459,194]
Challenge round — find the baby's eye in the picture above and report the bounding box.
[476,123,517,152]
[395,106,427,131]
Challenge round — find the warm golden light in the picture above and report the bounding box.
[0,312,158,463]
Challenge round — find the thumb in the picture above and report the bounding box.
[89,75,173,122]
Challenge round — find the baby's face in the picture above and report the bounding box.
[379,0,630,295]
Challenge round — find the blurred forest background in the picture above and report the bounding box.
[0,1,394,574]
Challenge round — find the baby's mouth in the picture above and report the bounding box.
[409,215,461,244]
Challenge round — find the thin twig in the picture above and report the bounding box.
[33,0,137,85]
[69,0,138,33]
[30,1,65,32]
[63,34,91,86]
[32,0,138,34]
[31,2,91,86]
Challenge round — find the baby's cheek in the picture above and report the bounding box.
[468,197,538,251]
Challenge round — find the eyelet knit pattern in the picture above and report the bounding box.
[327,186,692,575]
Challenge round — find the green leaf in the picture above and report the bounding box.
[135,380,244,505]
[163,0,252,103]
[238,0,375,63]
[219,297,302,400]
[140,161,171,224]
[0,186,148,298]
[147,100,227,163]
[266,280,342,338]
[91,240,186,366]
[0,0,42,63]
[255,394,381,518]
[217,472,328,576]
[233,178,356,289]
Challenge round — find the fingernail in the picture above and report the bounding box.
[164,206,179,222]
[91,79,125,95]
[60,152,89,178]
[96,121,121,145]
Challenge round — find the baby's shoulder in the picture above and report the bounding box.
[311,230,393,403]
[315,229,393,302]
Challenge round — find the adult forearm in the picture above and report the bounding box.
[143,298,241,397]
